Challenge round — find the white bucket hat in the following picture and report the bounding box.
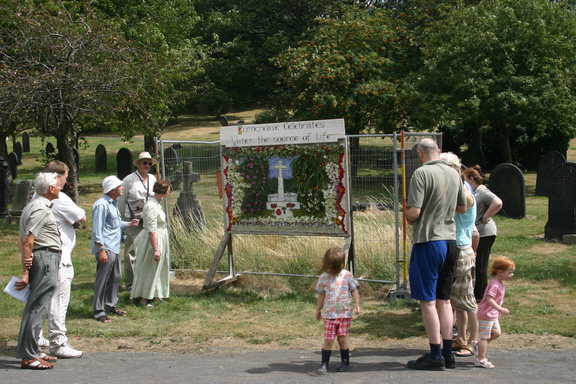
[102,175,123,194]
[133,151,156,166]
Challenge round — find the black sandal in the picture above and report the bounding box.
[108,308,127,317]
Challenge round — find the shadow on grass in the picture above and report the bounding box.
[354,311,424,339]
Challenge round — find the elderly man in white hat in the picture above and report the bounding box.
[92,176,139,323]
[117,152,157,290]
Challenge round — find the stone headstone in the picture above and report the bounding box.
[173,161,205,230]
[164,146,179,168]
[0,155,10,216]
[116,148,133,180]
[45,142,55,156]
[22,132,30,153]
[7,180,33,223]
[535,151,566,196]
[13,142,23,164]
[218,115,229,126]
[488,163,525,219]
[545,162,576,240]
[95,144,107,172]
[7,152,18,179]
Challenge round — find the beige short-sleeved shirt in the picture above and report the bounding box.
[19,195,61,251]
[407,160,467,244]
[118,171,156,219]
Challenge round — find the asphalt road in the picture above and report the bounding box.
[1,348,574,384]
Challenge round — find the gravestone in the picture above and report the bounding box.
[45,142,55,157]
[7,180,33,224]
[488,163,525,219]
[545,162,576,241]
[535,151,566,196]
[13,142,23,164]
[218,115,229,126]
[164,146,181,189]
[22,132,30,153]
[0,155,10,216]
[164,146,179,168]
[116,148,133,180]
[7,152,18,179]
[173,161,205,230]
[95,144,107,172]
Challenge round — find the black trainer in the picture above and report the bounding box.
[444,352,456,369]
[407,353,445,371]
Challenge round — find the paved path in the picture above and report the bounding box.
[1,348,574,383]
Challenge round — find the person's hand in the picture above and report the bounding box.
[129,219,140,227]
[78,217,87,224]
[500,307,510,315]
[98,249,108,263]
[354,305,361,316]
[315,309,322,321]
[15,271,29,290]
[23,255,33,270]
[154,249,161,262]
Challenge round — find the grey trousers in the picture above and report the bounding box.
[17,249,60,360]
[92,251,120,319]
[123,226,142,288]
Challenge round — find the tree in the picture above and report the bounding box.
[1,2,162,200]
[416,0,576,168]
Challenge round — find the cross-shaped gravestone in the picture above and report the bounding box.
[273,160,288,201]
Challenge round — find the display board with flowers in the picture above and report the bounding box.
[221,142,350,235]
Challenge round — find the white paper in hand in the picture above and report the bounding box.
[3,276,30,302]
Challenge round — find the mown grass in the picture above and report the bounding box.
[0,117,575,350]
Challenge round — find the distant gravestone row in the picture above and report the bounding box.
[488,163,526,219]
[536,152,576,242]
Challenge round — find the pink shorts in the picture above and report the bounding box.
[323,318,352,341]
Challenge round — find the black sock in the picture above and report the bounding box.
[442,339,453,356]
[430,343,442,360]
[321,349,331,365]
[340,349,350,365]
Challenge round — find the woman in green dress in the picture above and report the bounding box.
[130,180,171,307]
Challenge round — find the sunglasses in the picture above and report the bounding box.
[141,161,153,166]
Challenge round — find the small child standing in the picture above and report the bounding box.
[476,256,515,368]
[315,247,360,373]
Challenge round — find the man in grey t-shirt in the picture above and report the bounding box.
[16,172,62,369]
[404,138,467,371]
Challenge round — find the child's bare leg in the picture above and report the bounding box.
[323,339,335,350]
[477,339,489,361]
[337,335,349,350]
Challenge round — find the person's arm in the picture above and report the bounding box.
[316,293,325,320]
[352,289,361,315]
[53,193,86,226]
[117,176,130,220]
[92,203,109,263]
[404,207,421,223]
[15,235,35,290]
[481,195,503,224]
[455,180,468,213]
[487,296,509,315]
[149,232,160,261]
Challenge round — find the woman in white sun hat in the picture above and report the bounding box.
[117,152,157,290]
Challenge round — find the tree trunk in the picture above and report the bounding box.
[499,125,513,163]
[56,132,79,203]
[467,123,487,168]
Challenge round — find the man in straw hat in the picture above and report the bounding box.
[92,176,139,323]
[117,152,157,290]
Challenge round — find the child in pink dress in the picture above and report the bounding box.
[476,256,515,368]
[315,247,360,373]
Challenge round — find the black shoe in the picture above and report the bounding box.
[407,353,445,371]
[444,352,456,369]
[336,362,350,372]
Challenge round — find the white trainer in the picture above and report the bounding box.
[50,345,83,359]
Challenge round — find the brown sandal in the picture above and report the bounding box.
[21,358,54,370]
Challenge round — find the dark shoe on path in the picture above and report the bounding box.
[406,353,445,371]
[317,363,328,374]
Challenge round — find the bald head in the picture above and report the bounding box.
[416,138,440,162]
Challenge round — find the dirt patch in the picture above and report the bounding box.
[528,243,569,255]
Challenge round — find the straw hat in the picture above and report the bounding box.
[133,151,156,167]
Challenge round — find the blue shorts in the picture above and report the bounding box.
[409,240,449,301]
